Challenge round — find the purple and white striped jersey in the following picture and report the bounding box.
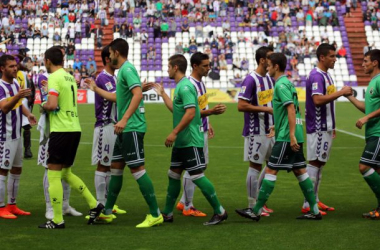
[37,73,49,102]
[0,79,23,141]
[94,70,117,127]
[305,67,336,133]
[189,76,209,132]
[238,71,274,136]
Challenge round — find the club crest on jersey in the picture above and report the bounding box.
[322,153,327,159]
[4,160,9,167]
[312,82,318,90]
[253,154,259,161]
[103,156,109,163]
[370,87,374,95]
[105,82,113,91]
[240,86,246,94]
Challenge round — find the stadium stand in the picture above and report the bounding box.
[0,0,376,88]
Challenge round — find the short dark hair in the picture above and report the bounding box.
[45,47,63,66]
[268,53,287,72]
[190,52,209,69]
[0,54,16,68]
[109,38,129,58]
[255,46,273,64]
[316,43,336,61]
[365,49,380,69]
[101,45,110,66]
[169,54,187,74]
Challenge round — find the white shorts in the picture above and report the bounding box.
[92,124,117,166]
[38,139,49,168]
[203,131,209,165]
[0,138,23,169]
[307,131,333,162]
[244,135,275,164]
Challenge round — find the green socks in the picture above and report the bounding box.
[61,168,97,209]
[298,174,319,215]
[134,171,160,217]
[162,174,181,216]
[104,172,123,215]
[48,170,63,224]
[253,177,276,215]
[363,168,380,205]
[193,176,224,215]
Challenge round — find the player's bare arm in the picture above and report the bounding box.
[208,123,214,139]
[287,103,300,152]
[84,78,116,102]
[153,82,173,112]
[312,85,353,106]
[347,95,365,113]
[114,86,142,134]
[201,103,227,117]
[356,107,380,129]
[21,104,37,125]
[165,107,195,147]
[0,88,31,114]
[238,98,273,114]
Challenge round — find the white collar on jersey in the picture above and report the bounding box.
[102,69,114,77]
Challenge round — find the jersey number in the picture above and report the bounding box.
[71,85,76,107]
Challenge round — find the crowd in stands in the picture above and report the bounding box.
[363,0,380,30]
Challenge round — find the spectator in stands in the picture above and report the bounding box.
[67,42,75,60]
[211,39,218,49]
[181,19,189,33]
[67,26,75,42]
[225,44,233,60]
[183,43,189,54]
[219,54,227,70]
[19,28,27,40]
[73,58,83,70]
[241,58,249,71]
[346,0,352,17]
[195,22,203,38]
[126,24,133,38]
[97,7,107,26]
[243,13,251,27]
[84,21,91,38]
[175,42,183,54]
[53,32,62,43]
[33,27,42,39]
[210,57,220,74]
[75,20,82,39]
[119,24,127,38]
[189,42,198,55]
[161,19,169,38]
[147,46,156,60]
[169,19,177,38]
[222,20,230,33]
[86,57,97,72]
[235,4,243,17]
[41,25,49,39]
[189,36,196,45]
[74,68,81,86]
[290,55,298,70]
[141,29,148,43]
[80,64,88,79]
[296,8,305,22]
[238,31,245,43]
[153,18,161,38]
[87,64,97,78]
[133,14,141,28]
[95,25,104,49]
[2,15,9,30]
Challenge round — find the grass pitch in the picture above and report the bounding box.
[1,102,379,250]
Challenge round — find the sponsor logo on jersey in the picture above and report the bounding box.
[370,87,374,95]
[240,86,246,94]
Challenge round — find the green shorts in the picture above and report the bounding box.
[268,141,306,171]
[170,147,206,175]
[360,137,380,168]
[112,132,145,168]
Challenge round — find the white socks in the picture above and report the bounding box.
[43,169,52,210]
[180,171,196,210]
[0,175,6,207]
[95,171,107,205]
[246,167,260,208]
[7,173,20,205]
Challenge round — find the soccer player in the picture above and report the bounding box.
[84,46,126,216]
[37,46,82,220]
[159,54,227,225]
[90,38,163,228]
[38,47,103,229]
[174,52,226,217]
[0,54,36,219]
[235,46,275,217]
[236,53,322,221]
[346,49,380,219]
[303,43,353,215]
